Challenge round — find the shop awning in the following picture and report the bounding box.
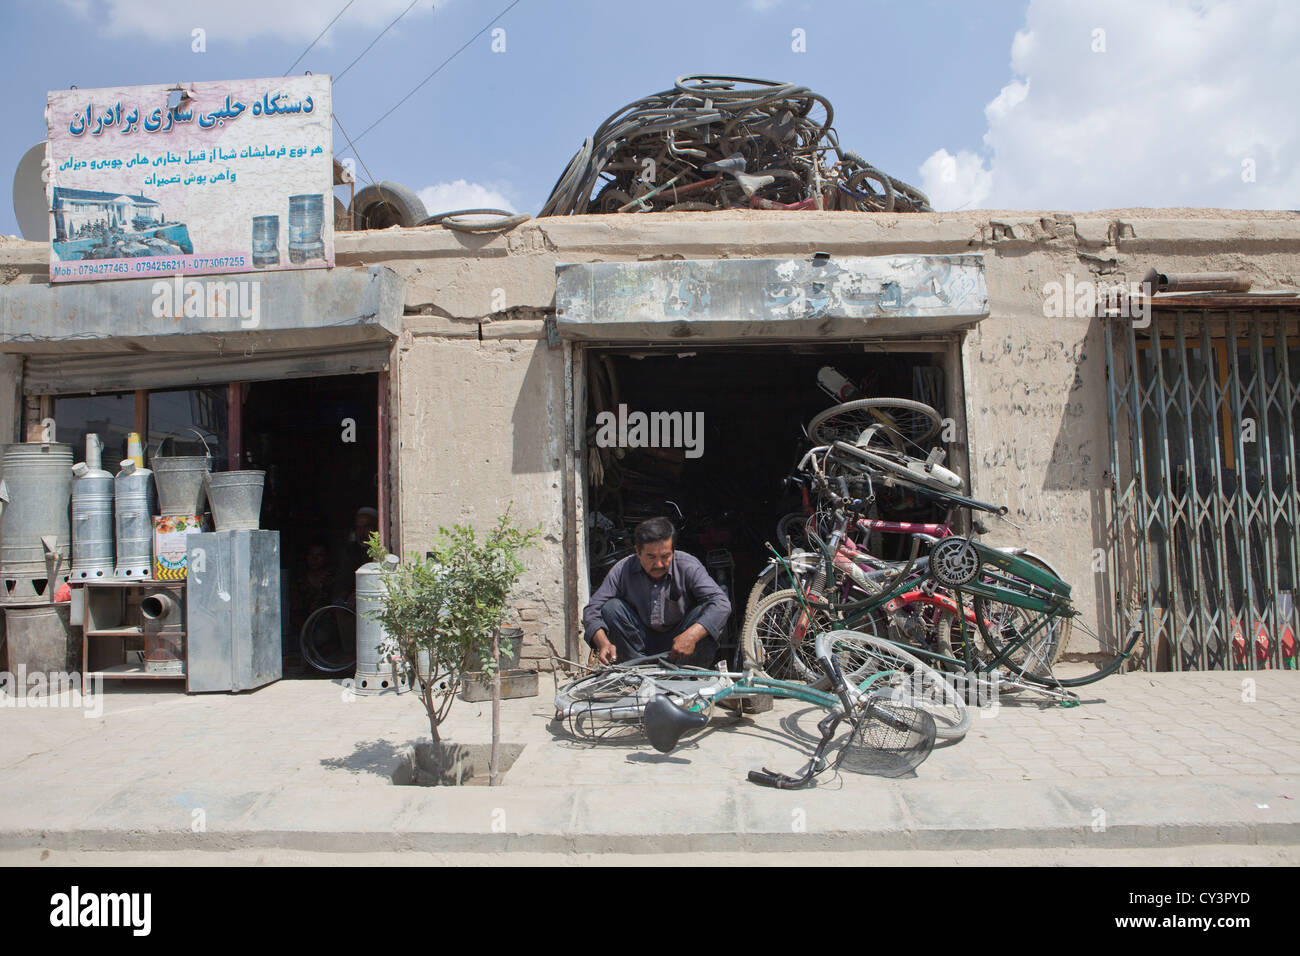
[0,265,403,352]
[555,253,989,340]
[22,342,390,394]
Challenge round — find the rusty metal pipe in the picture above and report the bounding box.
[1142,268,1252,294]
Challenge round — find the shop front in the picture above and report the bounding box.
[0,264,403,684]
[552,253,989,661]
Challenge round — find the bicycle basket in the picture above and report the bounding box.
[835,697,937,778]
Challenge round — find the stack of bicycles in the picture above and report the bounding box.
[555,395,1141,789]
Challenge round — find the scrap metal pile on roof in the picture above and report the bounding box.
[539,74,931,217]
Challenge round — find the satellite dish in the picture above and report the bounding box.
[12,142,49,242]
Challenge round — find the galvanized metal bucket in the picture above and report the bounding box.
[205,471,265,531]
[152,429,212,517]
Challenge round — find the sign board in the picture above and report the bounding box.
[555,254,990,340]
[46,75,333,283]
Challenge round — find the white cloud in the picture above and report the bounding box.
[919,0,1300,210]
[918,149,992,212]
[417,180,515,215]
[55,0,438,45]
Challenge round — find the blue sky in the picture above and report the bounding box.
[2,0,1295,237]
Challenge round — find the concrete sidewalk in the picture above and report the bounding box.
[1,667,1298,855]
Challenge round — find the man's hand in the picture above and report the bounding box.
[669,623,708,663]
[592,630,618,666]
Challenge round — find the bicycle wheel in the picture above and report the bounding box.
[971,554,1072,677]
[555,665,726,742]
[742,551,820,629]
[828,630,970,741]
[808,398,941,449]
[742,587,839,686]
[775,510,812,551]
[300,605,357,674]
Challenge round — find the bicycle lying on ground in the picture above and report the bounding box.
[554,634,950,788]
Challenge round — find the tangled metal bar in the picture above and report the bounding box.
[539,74,931,217]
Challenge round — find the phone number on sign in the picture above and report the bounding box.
[134,256,248,273]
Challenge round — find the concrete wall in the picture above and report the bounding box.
[392,325,567,664]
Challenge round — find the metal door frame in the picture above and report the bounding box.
[1105,309,1300,670]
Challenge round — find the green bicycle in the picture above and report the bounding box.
[554,632,949,789]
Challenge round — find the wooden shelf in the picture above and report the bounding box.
[71,578,176,588]
[81,580,188,689]
[88,663,185,679]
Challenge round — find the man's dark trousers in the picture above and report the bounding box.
[598,598,720,666]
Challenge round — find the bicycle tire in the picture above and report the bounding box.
[775,510,810,549]
[555,665,727,740]
[299,604,357,674]
[808,397,942,448]
[741,552,819,635]
[973,556,1073,679]
[742,587,840,687]
[828,630,970,741]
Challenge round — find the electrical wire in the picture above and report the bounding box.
[335,0,425,84]
[284,0,357,76]
[346,0,523,148]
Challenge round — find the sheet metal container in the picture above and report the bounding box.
[0,441,73,601]
[205,470,265,530]
[113,460,156,578]
[184,530,281,692]
[153,455,211,516]
[353,560,408,695]
[71,434,114,580]
[3,602,78,675]
[140,587,185,674]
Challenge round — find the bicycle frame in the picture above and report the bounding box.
[775,530,1139,691]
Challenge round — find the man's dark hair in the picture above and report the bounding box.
[633,516,675,549]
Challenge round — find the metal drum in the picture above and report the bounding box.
[0,442,73,602]
[353,560,408,695]
[287,193,324,264]
[71,434,114,580]
[113,461,156,578]
[3,603,78,676]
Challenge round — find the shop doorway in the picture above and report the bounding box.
[579,342,961,661]
[241,373,380,677]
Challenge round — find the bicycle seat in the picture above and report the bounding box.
[733,172,776,197]
[644,694,708,753]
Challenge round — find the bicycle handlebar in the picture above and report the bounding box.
[747,768,811,789]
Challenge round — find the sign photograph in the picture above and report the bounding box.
[45,75,333,283]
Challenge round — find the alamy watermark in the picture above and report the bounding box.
[152,273,260,327]
[1042,274,1150,328]
[593,403,705,459]
[0,666,103,717]
[50,886,150,936]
